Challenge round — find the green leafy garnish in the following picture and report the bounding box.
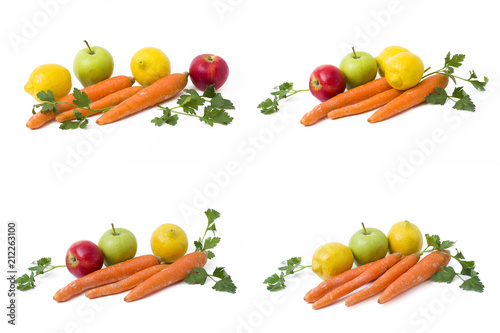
[15,257,65,291]
[184,208,236,293]
[184,267,237,294]
[422,234,484,293]
[424,52,488,111]
[32,88,113,130]
[152,85,235,127]
[264,257,311,291]
[257,82,308,114]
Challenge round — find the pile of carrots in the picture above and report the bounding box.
[304,250,451,310]
[27,72,188,130]
[300,74,449,126]
[53,251,207,303]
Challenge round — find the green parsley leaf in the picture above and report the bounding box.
[264,257,311,291]
[202,85,217,98]
[213,275,237,294]
[258,82,308,114]
[36,90,56,103]
[453,94,475,111]
[422,52,487,113]
[264,272,286,291]
[431,266,457,283]
[16,257,64,291]
[425,88,448,105]
[184,267,209,285]
[72,88,92,108]
[460,276,484,292]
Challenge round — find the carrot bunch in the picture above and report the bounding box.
[302,233,483,310]
[27,72,188,129]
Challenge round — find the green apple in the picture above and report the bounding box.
[73,40,114,87]
[98,224,137,266]
[339,47,378,89]
[348,223,388,266]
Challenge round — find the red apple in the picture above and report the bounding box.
[309,64,346,102]
[189,54,229,90]
[66,240,104,278]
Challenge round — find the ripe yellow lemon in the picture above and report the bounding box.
[151,223,188,263]
[24,64,72,102]
[384,52,424,90]
[312,242,354,280]
[130,47,171,87]
[387,220,423,255]
[375,46,410,77]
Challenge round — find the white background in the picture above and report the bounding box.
[1,0,499,332]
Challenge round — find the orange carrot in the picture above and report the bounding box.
[345,253,420,307]
[124,251,207,302]
[327,88,403,120]
[312,253,401,310]
[26,76,134,129]
[55,86,143,122]
[84,264,166,299]
[367,74,449,123]
[378,250,451,304]
[304,260,379,303]
[96,72,188,125]
[300,77,391,126]
[53,255,158,302]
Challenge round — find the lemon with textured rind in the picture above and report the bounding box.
[385,52,424,90]
[151,223,188,263]
[24,64,72,102]
[131,47,171,87]
[387,220,423,256]
[375,46,410,77]
[312,242,354,280]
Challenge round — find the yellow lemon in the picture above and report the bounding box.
[312,242,354,280]
[131,47,171,87]
[151,223,188,263]
[387,220,423,255]
[375,46,410,77]
[385,52,424,90]
[24,64,72,102]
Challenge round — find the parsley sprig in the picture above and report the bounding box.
[184,209,237,294]
[15,257,65,291]
[32,88,113,130]
[257,82,308,114]
[152,85,235,127]
[424,52,488,112]
[264,257,311,291]
[422,234,484,292]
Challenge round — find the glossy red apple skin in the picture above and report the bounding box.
[66,240,104,278]
[309,64,346,102]
[189,54,229,90]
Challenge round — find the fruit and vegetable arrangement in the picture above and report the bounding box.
[264,220,483,310]
[25,41,234,130]
[258,46,488,125]
[16,209,237,302]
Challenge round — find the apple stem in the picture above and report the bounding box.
[83,40,94,55]
[351,46,358,59]
[111,223,117,236]
[361,222,367,235]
